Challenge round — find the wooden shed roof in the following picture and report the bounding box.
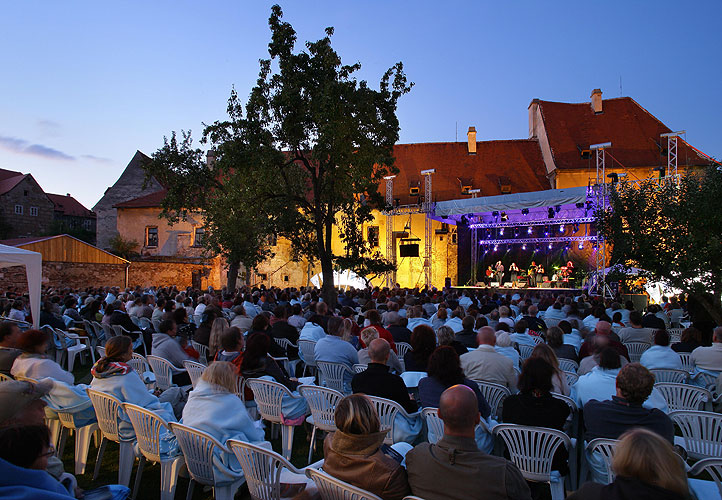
[0,234,129,265]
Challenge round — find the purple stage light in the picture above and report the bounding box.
[548,243,552,249]
[578,242,584,249]
[522,244,526,250]
[527,226,533,234]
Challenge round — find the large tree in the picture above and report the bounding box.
[598,166,722,323]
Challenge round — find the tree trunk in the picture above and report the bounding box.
[692,291,722,326]
[227,260,240,292]
[320,254,337,309]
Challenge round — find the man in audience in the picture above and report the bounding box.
[406,385,531,500]
[229,305,253,333]
[0,321,21,376]
[39,301,66,330]
[455,316,477,349]
[640,329,683,370]
[386,311,412,344]
[287,304,306,331]
[269,306,300,358]
[152,320,193,386]
[315,317,359,392]
[578,320,628,360]
[460,327,517,391]
[691,326,722,374]
[351,338,416,413]
[521,304,547,336]
[617,311,653,343]
[583,363,674,443]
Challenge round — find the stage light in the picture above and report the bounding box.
[527,226,533,234]
[548,243,553,249]
[493,245,498,251]
[500,211,508,221]
[522,208,529,215]
[522,244,526,250]
[578,242,584,249]
[559,224,564,232]
[500,228,504,235]
[514,229,519,237]
[544,230,549,237]
[548,207,555,218]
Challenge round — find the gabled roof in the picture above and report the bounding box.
[46,193,96,218]
[113,189,168,208]
[385,140,549,205]
[0,234,129,264]
[536,97,718,170]
[0,168,27,196]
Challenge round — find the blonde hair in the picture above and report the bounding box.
[334,394,380,435]
[360,326,379,346]
[200,361,238,393]
[208,317,229,358]
[340,318,354,342]
[612,428,689,496]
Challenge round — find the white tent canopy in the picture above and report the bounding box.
[0,243,42,328]
[310,269,368,290]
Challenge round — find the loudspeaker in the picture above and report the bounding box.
[490,282,500,287]
[503,282,514,288]
[399,244,419,257]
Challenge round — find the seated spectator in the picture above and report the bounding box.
[444,308,464,333]
[181,362,265,478]
[546,326,578,362]
[460,327,517,391]
[230,305,253,333]
[641,305,667,330]
[498,306,514,328]
[7,299,26,322]
[171,307,195,340]
[454,316,478,349]
[578,321,629,361]
[152,320,192,370]
[570,348,667,414]
[671,326,702,353]
[362,310,397,353]
[287,304,306,331]
[436,325,467,356]
[691,326,722,375]
[558,320,582,352]
[640,330,683,370]
[509,320,536,347]
[386,311,412,344]
[530,343,569,396]
[406,385,531,500]
[543,301,566,327]
[192,308,220,347]
[502,357,570,477]
[315,317,359,393]
[569,428,690,500]
[406,305,432,332]
[269,306,300,359]
[494,332,520,372]
[11,329,74,384]
[430,305,447,331]
[323,394,411,500]
[211,317,236,360]
[578,334,630,376]
[298,317,327,343]
[0,321,21,376]
[357,327,403,374]
[90,336,180,440]
[352,339,417,414]
[403,325,436,372]
[214,327,244,373]
[617,311,653,344]
[522,305,547,336]
[39,301,66,330]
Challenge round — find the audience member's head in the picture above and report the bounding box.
[0,379,51,427]
[200,361,237,392]
[438,385,480,437]
[335,394,380,435]
[0,321,21,347]
[476,326,496,347]
[629,310,643,326]
[360,326,379,347]
[427,346,464,387]
[15,329,49,354]
[595,320,612,336]
[220,327,243,353]
[680,327,702,345]
[365,309,382,325]
[159,319,176,336]
[518,357,554,394]
[251,314,269,332]
[616,363,655,404]
[514,320,528,334]
[368,338,390,364]
[410,325,436,366]
[598,347,622,370]
[0,425,52,470]
[435,325,456,347]
[462,315,475,330]
[530,343,560,371]
[385,311,400,327]
[557,320,572,334]
[495,331,512,348]
[327,316,344,337]
[545,326,564,348]
[653,329,670,347]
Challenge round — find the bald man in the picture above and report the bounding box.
[578,320,629,361]
[406,385,531,500]
[351,339,417,413]
[460,326,517,391]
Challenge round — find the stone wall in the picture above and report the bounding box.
[127,257,224,289]
[0,176,55,238]
[0,262,127,290]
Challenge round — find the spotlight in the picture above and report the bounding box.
[500,211,508,221]
[544,229,549,237]
[522,244,526,250]
[514,229,519,238]
[527,226,533,234]
[548,207,555,218]
[500,228,504,235]
[548,243,553,249]
[522,208,529,215]
[559,224,564,232]
[578,242,584,250]
[493,245,498,252]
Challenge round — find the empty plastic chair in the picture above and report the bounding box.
[623,342,651,363]
[669,410,722,460]
[183,360,207,388]
[688,458,722,500]
[147,355,186,391]
[316,361,354,394]
[650,368,689,384]
[559,359,579,373]
[191,341,209,365]
[656,383,710,411]
[352,364,368,373]
[298,385,343,463]
[474,381,511,418]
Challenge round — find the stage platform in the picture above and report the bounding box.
[451,285,584,294]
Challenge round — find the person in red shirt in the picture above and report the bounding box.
[360,309,397,353]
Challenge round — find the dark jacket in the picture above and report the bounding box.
[109,310,138,338]
[567,476,689,500]
[269,320,300,359]
[39,311,66,330]
[323,431,410,500]
[352,363,417,414]
[403,351,430,372]
[388,325,412,344]
[455,328,478,349]
[418,375,490,419]
[241,355,298,391]
[583,396,674,443]
[522,316,547,335]
[551,344,579,363]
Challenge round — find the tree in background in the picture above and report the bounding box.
[108,234,139,260]
[148,5,410,304]
[598,166,722,323]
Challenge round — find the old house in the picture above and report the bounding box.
[0,168,54,239]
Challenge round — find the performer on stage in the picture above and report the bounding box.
[536,263,545,287]
[495,260,504,284]
[485,265,493,287]
[509,262,519,286]
[528,261,537,287]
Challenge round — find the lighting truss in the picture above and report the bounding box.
[469,216,594,229]
[478,235,597,246]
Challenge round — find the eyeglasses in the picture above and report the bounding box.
[41,446,56,458]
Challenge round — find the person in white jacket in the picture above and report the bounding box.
[11,329,74,385]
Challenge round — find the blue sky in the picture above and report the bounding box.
[1,1,720,209]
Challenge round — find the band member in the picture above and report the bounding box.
[485,265,493,286]
[536,263,545,286]
[509,262,519,285]
[495,260,504,284]
[528,261,537,287]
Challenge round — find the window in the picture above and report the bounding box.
[367,226,379,247]
[83,219,92,230]
[14,205,23,215]
[23,190,28,196]
[193,227,205,247]
[30,206,38,216]
[146,226,158,247]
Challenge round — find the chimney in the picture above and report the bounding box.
[206,149,216,170]
[591,89,603,114]
[66,193,71,197]
[467,127,477,155]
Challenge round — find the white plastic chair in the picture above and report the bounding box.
[352,364,368,373]
[400,371,427,388]
[650,368,689,384]
[492,424,571,500]
[307,467,383,500]
[689,458,722,499]
[692,372,719,395]
[273,337,298,355]
[96,345,106,358]
[245,378,306,460]
[519,344,534,361]
[102,323,116,340]
[86,389,136,487]
[623,342,651,363]
[656,383,710,411]
[127,352,156,388]
[366,395,419,445]
[558,359,579,373]
[395,342,412,359]
[669,410,722,460]
[580,438,618,484]
[192,314,202,328]
[668,328,683,343]
[147,355,186,391]
[168,422,245,500]
[57,328,94,371]
[191,341,209,365]
[228,440,321,500]
[422,407,489,445]
[474,380,511,418]
[122,402,184,500]
[298,340,318,377]
[50,400,99,475]
[0,373,12,382]
[112,324,147,354]
[531,335,545,346]
[679,353,695,373]
[298,385,343,463]
[317,361,354,394]
[183,360,207,388]
[563,370,578,387]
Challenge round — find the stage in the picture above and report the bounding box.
[451,285,585,295]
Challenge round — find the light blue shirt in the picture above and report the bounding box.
[571,366,668,413]
[445,317,464,333]
[510,332,536,347]
[314,336,359,392]
[640,345,683,370]
[495,346,521,371]
[407,317,432,331]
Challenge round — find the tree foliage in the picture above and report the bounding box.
[108,234,139,259]
[598,167,722,322]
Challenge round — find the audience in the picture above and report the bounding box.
[617,311,653,343]
[545,326,578,362]
[691,326,722,374]
[403,325,436,372]
[11,329,74,384]
[435,325,467,356]
[0,321,21,376]
[640,329,683,370]
[213,327,244,373]
[314,316,359,392]
[460,327,517,391]
[357,327,403,374]
[530,343,570,396]
[671,326,702,353]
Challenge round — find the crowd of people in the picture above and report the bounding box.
[0,282,719,499]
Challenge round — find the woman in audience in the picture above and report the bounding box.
[90,336,178,440]
[207,316,230,360]
[403,325,436,372]
[431,305,447,331]
[494,331,521,371]
[671,326,703,353]
[11,329,74,384]
[502,357,570,479]
[192,308,219,347]
[640,330,683,370]
[323,394,411,500]
[569,428,690,500]
[101,302,115,325]
[435,325,467,355]
[172,307,195,340]
[546,325,578,362]
[357,327,403,373]
[531,343,570,395]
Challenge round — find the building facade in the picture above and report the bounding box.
[0,168,55,239]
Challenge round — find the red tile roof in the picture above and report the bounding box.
[0,168,26,196]
[46,193,95,218]
[0,235,57,246]
[114,189,168,208]
[537,97,718,170]
[386,140,550,205]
